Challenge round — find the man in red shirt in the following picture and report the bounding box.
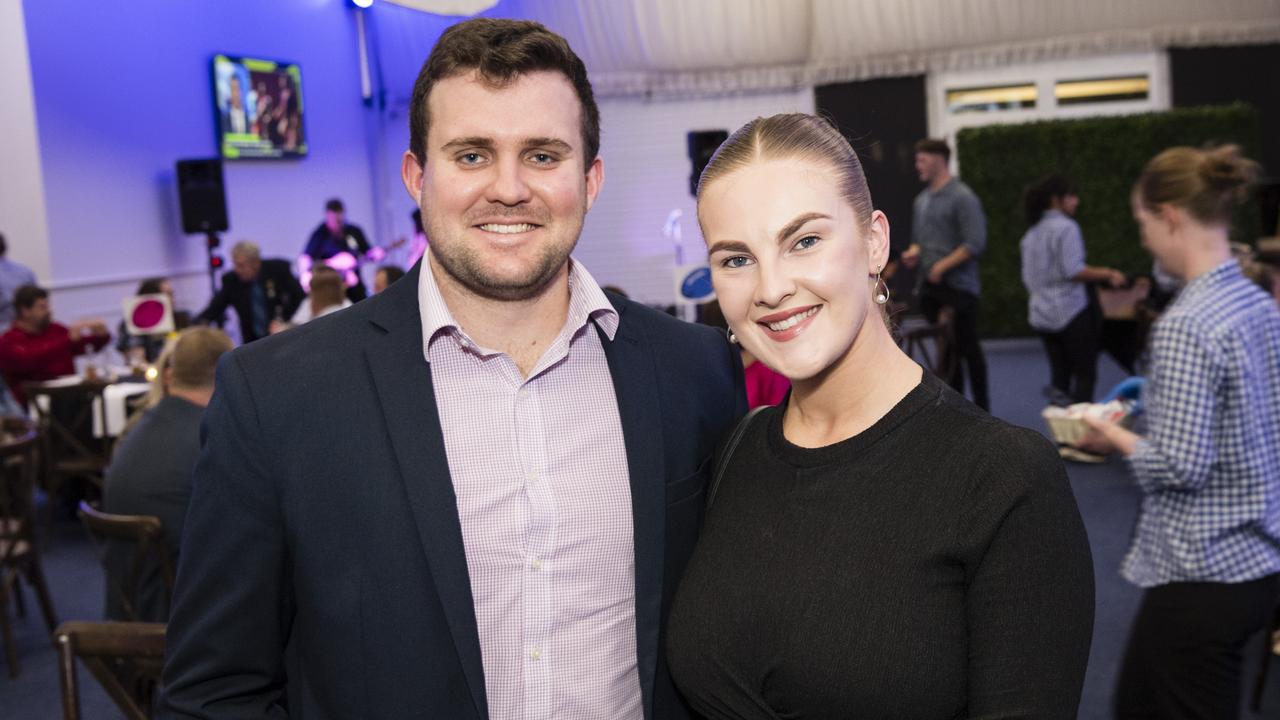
[0,285,110,406]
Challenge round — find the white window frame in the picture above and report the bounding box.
[926,51,1171,174]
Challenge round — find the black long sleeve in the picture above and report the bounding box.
[667,372,1094,719]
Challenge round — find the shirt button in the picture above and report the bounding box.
[530,647,542,661]
[532,558,543,570]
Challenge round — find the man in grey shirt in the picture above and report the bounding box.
[103,327,232,621]
[901,139,989,410]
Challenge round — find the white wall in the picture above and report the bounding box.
[23,0,379,345]
[577,88,816,305]
[0,0,52,281]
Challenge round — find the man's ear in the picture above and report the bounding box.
[584,156,604,212]
[401,151,425,201]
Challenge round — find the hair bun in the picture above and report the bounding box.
[1199,145,1258,200]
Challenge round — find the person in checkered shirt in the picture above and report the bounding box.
[1079,145,1280,719]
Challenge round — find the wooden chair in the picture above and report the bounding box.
[54,621,166,720]
[23,380,113,497]
[77,502,174,622]
[0,415,59,677]
[898,307,957,380]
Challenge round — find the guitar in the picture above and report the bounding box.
[297,237,406,290]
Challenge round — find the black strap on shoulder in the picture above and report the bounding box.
[706,406,768,511]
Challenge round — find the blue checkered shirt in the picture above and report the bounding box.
[1122,260,1280,587]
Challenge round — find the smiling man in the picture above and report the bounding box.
[160,18,745,720]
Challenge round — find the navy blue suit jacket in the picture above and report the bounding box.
[160,262,745,718]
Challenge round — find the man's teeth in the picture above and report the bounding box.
[479,223,536,234]
[766,306,819,332]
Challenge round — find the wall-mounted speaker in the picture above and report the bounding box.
[176,158,228,234]
[687,129,729,196]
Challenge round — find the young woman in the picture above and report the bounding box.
[665,113,1095,718]
[1019,174,1126,403]
[1079,145,1280,719]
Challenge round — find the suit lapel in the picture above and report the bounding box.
[364,268,488,720]
[599,300,666,719]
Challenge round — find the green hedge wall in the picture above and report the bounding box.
[956,103,1261,337]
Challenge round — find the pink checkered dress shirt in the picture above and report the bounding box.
[418,256,642,720]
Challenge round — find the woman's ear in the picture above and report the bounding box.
[866,209,891,273]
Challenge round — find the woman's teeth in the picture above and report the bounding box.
[766,306,819,332]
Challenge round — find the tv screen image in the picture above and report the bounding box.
[212,54,307,159]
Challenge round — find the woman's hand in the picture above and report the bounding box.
[1077,415,1141,456]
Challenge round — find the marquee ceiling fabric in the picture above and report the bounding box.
[373,0,1280,99]
[517,0,1280,97]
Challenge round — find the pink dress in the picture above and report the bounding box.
[744,360,790,408]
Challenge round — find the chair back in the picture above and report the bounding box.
[78,502,174,622]
[0,417,39,564]
[899,308,957,379]
[55,621,166,720]
[23,380,113,482]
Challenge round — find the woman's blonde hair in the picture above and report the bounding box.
[1135,144,1259,226]
[696,113,873,233]
[309,266,345,314]
[696,113,891,321]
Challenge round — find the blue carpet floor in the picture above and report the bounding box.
[1,338,1277,718]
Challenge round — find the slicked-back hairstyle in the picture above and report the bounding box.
[1135,144,1259,227]
[408,18,599,169]
[914,138,950,163]
[696,113,873,232]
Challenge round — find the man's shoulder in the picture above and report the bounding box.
[609,295,725,346]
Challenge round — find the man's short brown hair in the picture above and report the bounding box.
[915,138,950,162]
[14,284,47,312]
[408,18,600,169]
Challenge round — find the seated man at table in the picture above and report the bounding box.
[0,284,110,406]
[103,327,232,621]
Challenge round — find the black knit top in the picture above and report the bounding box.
[666,372,1094,719]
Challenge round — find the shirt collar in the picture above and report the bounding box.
[1180,259,1241,300]
[418,255,619,359]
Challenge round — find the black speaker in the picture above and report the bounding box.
[176,158,229,234]
[687,129,728,196]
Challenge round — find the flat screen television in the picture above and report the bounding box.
[212,54,307,159]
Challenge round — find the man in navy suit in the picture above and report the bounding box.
[161,18,744,720]
[194,241,305,344]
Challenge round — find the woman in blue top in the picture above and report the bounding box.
[1081,145,1280,719]
[1019,174,1125,403]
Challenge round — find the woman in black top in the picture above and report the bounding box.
[666,114,1095,718]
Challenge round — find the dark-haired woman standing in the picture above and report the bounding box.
[1019,175,1126,403]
